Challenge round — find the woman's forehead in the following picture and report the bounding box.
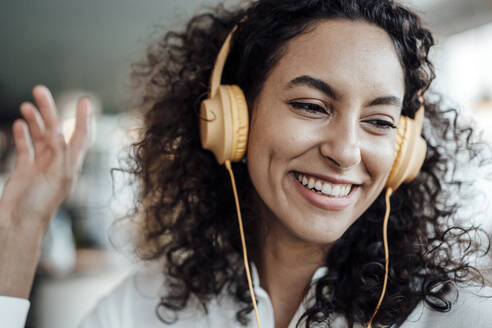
[267,19,405,98]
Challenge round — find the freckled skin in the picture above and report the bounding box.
[247,19,405,246]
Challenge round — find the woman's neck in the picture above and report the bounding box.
[255,212,329,328]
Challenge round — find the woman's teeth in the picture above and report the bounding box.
[295,172,352,197]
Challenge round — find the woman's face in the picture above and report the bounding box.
[247,19,405,245]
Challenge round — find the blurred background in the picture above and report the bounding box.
[1,0,492,327]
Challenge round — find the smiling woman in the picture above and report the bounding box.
[2,0,492,328]
[247,19,404,247]
[99,0,490,326]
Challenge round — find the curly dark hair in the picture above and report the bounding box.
[121,0,492,327]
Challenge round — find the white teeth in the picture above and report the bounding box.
[322,183,332,194]
[295,172,353,198]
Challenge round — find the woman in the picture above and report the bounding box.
[2,0,492,327]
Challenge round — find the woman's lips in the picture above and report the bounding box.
[290,172,359,211]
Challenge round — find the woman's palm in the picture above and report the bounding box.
[0,85,92,230]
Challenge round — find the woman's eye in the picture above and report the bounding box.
[289,101,327,114]
[364,119,397,130]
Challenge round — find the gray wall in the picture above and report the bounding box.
[0,0,215,117]
[2,0,492,119]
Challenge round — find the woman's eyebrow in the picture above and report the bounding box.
[367,96,402,108]
[287,75,341,101]
[286,74,402,108]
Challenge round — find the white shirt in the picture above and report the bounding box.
[0,295,30,328]
[2,264,492,327]
[79,264,492,328]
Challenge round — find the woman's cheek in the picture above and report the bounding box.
[363,137,396,184]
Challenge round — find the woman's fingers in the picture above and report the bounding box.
[12,119,34,168]
[32,85,60,132]
[19,102,46,140]
[69,96,92,172]
[17,85,93,179]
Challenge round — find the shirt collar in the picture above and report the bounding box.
[250,262,328,289]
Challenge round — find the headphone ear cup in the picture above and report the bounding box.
[200,84,248,163]
[386,115,427,191]
[227,85,249,162]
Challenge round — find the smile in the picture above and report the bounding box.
[294,172,352,197]
[291,171,360,211]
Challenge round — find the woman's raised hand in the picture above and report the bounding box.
[0,85,93,298]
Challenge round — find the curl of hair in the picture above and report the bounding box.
[121,0,492,327]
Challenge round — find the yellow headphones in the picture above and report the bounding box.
[200,25,426,191]
[199,24,427,328]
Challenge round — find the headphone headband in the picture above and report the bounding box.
[209,25,239,98]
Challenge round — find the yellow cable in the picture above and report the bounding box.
[226,159,392,328]
[367,187,393,328]
[225,160,262,328]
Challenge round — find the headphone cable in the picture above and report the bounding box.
[226,160,392,328]
[225,160,262,328]
[367,187,393,328]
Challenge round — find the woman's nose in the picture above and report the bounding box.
[319,116,361,170]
